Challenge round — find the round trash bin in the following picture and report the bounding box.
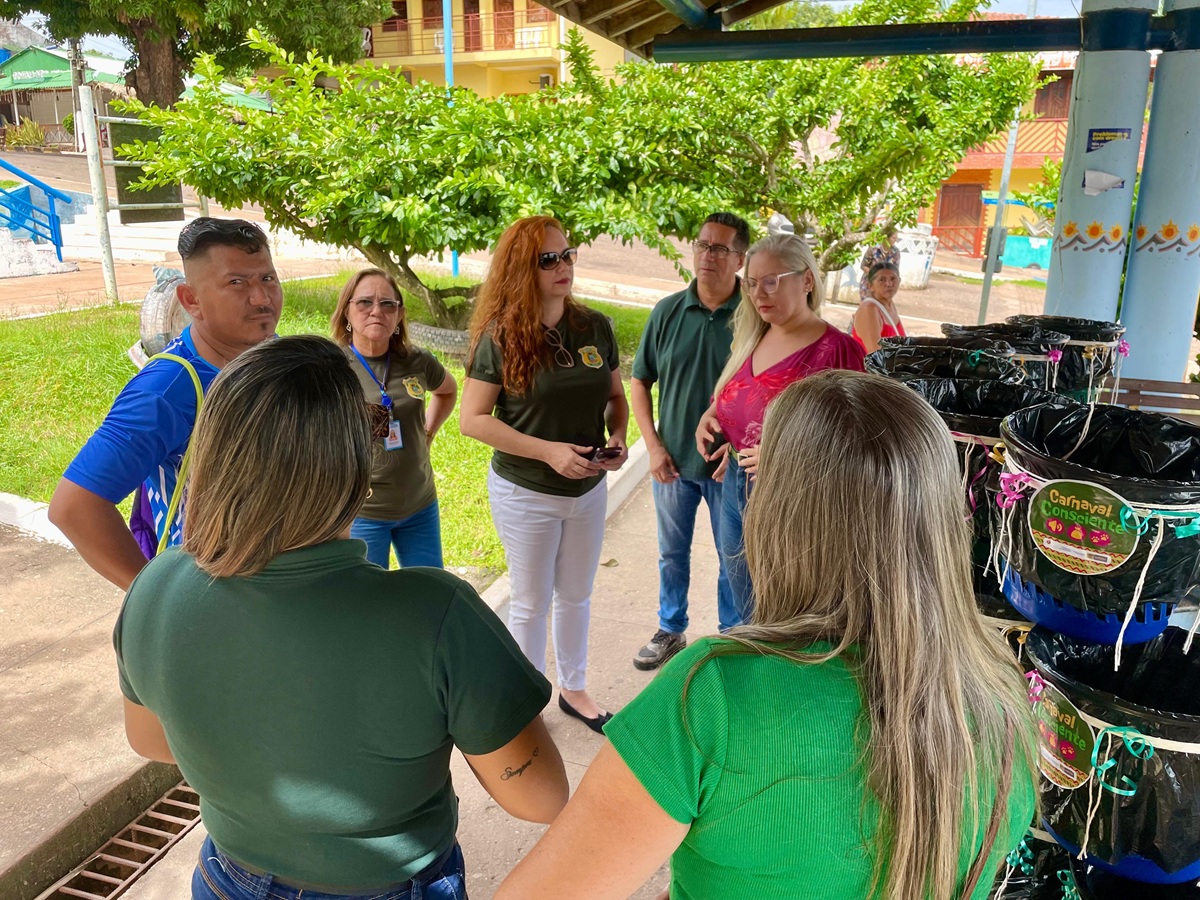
[867,339,1024,383]
[941,322,1070,393]
[996,403,1200,631]
[1006,315,1126,402]
[1026,627,1200,885]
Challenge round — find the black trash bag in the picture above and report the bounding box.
[999,403,1200,614]
[1068,854,1200,899]
[867,343,1025,383]
[942,323,1070,392]
[987,834,1074,900]
[1026,627,1200,884]
[1006,315,1125,399]
[903,379,1070,619]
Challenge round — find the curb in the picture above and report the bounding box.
[479,437,650,613]
[0,491,71,546]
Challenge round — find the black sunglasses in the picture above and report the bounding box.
[538,248,578,270]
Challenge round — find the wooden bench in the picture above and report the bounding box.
[1112,378,1200,421]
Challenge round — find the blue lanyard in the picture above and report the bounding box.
[351,346,392,411]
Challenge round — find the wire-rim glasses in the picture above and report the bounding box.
[544,327,575,368]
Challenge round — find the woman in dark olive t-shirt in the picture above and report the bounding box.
[460,215,630,735]
[331,268,458,570]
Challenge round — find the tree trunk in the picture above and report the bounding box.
[126,22,184,108]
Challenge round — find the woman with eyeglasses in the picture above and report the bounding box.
[460,216,629,734]
[332,268,458,569]
[695,233,865,625]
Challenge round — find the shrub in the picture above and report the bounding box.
[5,120,46,147]
[62,113,74,136]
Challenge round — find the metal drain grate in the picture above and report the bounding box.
[36,781,201,900]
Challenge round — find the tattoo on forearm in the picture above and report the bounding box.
[500,745,539,780]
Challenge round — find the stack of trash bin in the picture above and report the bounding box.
[868,316,1200,897]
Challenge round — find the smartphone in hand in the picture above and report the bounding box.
[589,447,623,462]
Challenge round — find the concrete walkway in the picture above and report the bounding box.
[1,479,704,900]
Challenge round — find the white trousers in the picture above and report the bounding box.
[488,468,607,691]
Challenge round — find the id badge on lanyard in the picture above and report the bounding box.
[352,346,404,451]
[384,417,404,451]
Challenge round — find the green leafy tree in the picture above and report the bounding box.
[118,31,726,326]
[582,0,1040,270]
[118,0,1037,323]
[0,0,389,107]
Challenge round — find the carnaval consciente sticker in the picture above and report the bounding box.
[1027,480,1139,576]
[1033,681,1096,790]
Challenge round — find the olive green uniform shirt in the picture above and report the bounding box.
[114,542,551,891]
[468,308,619,497]
[348,346,447,521]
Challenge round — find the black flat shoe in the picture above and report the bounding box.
[558,694,613,734]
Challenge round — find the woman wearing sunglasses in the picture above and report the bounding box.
[695,233,865,625]
[460,216,629,733]
[331,268,459,569]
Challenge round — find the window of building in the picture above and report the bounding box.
[423,0,441,29]
[1035,72,1072,119]
[527,2,554,22]
[382,0,409,31]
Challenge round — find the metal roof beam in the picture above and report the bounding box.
[653,17,1086,61]
[651,0,721,30]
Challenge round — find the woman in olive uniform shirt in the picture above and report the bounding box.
[460,216,630,734]
[332,269,458,569]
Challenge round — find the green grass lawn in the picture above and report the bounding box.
[0,274,653,570]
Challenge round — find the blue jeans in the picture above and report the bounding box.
[351,500,444,569]
[192,835,466,900]
[717,461,755,628]
[652,476,734,633]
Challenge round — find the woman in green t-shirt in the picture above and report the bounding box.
[496,370,1039,900]
[331,268,458,569]
[461,215,630,734]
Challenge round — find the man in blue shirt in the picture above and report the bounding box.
[630,213,748,669]
[49,218,283,590]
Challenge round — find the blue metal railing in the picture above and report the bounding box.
[0,157,72,261]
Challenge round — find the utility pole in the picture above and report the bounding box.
[977,0,1037,324]
[443,0,459,277]
[68,39,84,153]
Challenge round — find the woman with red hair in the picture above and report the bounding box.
[460,216,628,733]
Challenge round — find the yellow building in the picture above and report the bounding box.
[362,0,628,96]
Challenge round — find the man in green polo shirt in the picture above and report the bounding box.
[630,212,749,670]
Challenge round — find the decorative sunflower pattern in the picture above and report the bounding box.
[1055,220,1128,254]
[1134,219,1200,256]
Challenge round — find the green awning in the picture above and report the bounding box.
[0,46,124,92]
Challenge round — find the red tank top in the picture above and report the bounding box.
[851,298,907,351]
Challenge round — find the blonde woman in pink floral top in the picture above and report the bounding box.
[696,234,864,624]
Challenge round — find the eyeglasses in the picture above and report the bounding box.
[744,271,804,294]
[545,327,575,368]
[352,298,403,313]
[538,248,578,270]
[692,240,741,259]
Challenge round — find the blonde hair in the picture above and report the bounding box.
[714,233,826,397]
[723,371,1037,900]
[330,268,410,357]
[182,335,372,577]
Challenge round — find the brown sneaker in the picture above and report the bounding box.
[633,630,686,671]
